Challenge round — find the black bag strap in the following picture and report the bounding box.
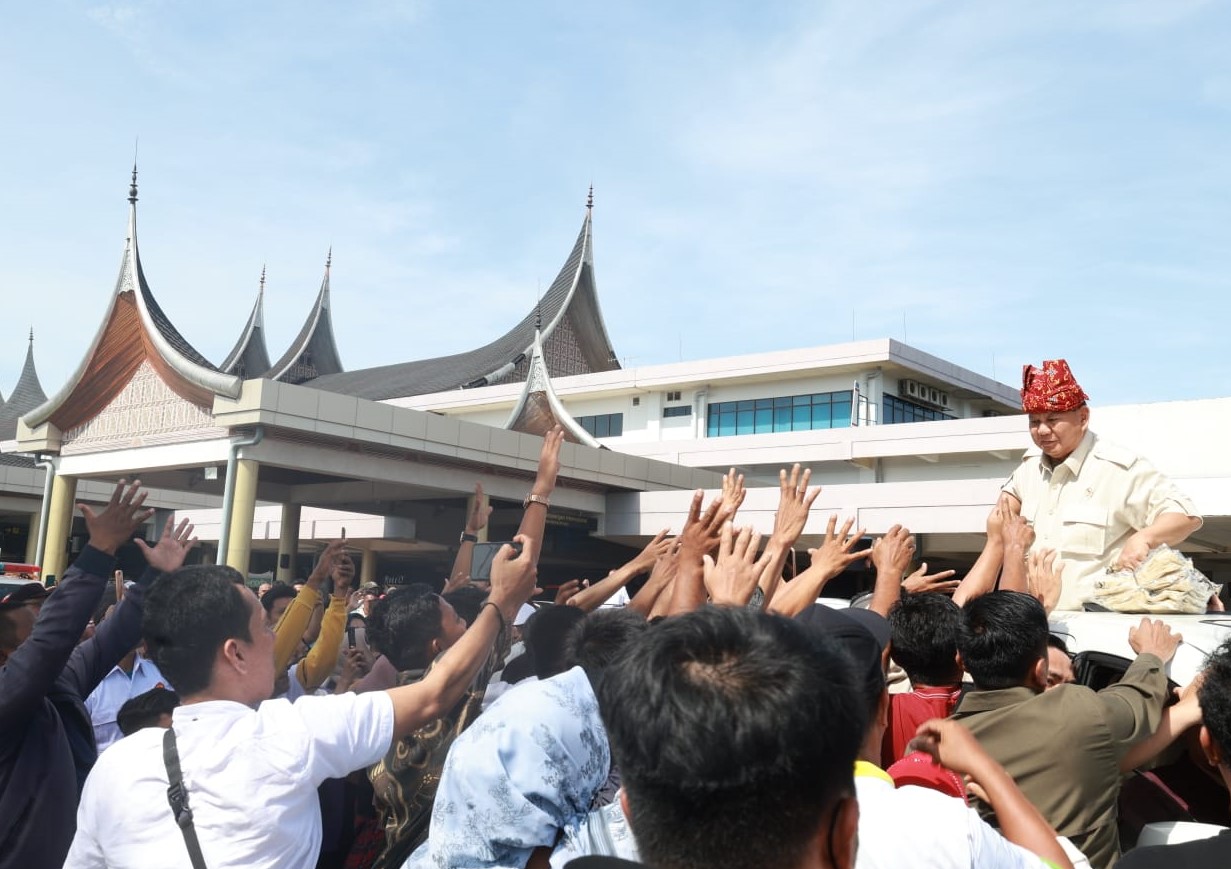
[163,726,209,869]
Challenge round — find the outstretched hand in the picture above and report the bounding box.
[772,464,821,545]
[805,515,868,581]
[135,516,199,573]
[703,523,769,607]
[870,525,915,577]
[309,539,349,588]
[466,483,492,535]
[80,479,155,555]
[631,529,673,573]
[534,427,565,494]
[1025,549,1063,614]
[720,468,747,520]
[907,718,997,781]
[678,490,731,554]
[488,534,539,619]
[902,562,959,595]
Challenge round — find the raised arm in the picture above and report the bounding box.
[629,542,680,617]
[568,530,671,612]
[768,515,866,617]
[757,465,821,604]
[952,499,1008,608]
[1120,675,1203,773]
[445,483,491,594]
[910,719,1074,869]
[668,492,730,616]
[867,525,915,618]
[517,428,565,565]
[273,539,345,673]
[65,515,198,698]
[385,536,537,738]
[0,480,151,732]
[998,514,1034,595]
[297,552,355,691]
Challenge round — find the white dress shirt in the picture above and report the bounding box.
[84,652,170,752]
[65,691,395,869]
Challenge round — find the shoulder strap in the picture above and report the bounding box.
[163,726,209,869]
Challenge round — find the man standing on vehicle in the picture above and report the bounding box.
[1002,358,1202,611]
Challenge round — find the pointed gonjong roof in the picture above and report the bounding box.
[504,328,603,449]
[307,192,620,400]
[220,266,273,378]
[0,330,49,439]
[267,250,345,385]
[22,167,241,435]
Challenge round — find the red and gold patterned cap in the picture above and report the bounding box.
[1021,359,1089,413]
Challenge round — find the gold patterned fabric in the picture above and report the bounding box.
[366,630,509,869]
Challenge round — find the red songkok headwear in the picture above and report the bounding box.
[1020,359,1089,413]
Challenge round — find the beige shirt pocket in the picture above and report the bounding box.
[1060,504,1110,557]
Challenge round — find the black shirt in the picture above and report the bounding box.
[1116,829,1231,868]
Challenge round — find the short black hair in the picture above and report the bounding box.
[143,565,254,696]
[524,605,587,680]
[443,585,488,626]
[1047,634,1070,655]
[1199,640,1231,759]
[260,582,297,614]
[117,687,181,736]
[564,608,648,684]
[599,607,865,869]
[889,593,962,686]
[958,592,1049,691]
[368,584,443,672]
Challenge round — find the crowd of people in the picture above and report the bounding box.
[1,359,1227,869]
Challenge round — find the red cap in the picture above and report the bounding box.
[887,751,968,802]
[1020,359,1089,413]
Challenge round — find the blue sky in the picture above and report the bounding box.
[2,0,1229,407]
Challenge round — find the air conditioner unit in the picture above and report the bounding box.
[900,379,921,399]
[938,391,950,408]
[927,387,941,405]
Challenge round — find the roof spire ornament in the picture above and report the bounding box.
[259,264,267,294]
[28,326,34,345]
[326,246,332,272]
[128,163,139,204]
[586,184,594,210]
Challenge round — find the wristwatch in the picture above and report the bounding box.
[459,532,479,544]
[523,493,551,510]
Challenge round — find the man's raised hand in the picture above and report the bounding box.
[678,490,731,554]
[308,539,349,588]
[703,523,769,607]
[630,529,673,572]
[1025,549,1063,614]
[466,482,492,536]
[488,534,538,622]
[772,464,821,545]
[902,563,960,595]
[870,524,915,578]
[720,468,746,520]
[135,516,199,573]
[534,426,565,494]
[331,552,357,598]
[79,479,155,555]
[807,515,868,580]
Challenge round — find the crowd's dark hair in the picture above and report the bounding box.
[564,608,648,684]
[443,585,488,626]
[143,565,255,696]
[524,605,587,680]
[889,592,962,685]
[598,607,865,869]
[1047,634,1070,655]
[958,591,1049,690]
[368,583,442,672]
[117,687,181,736]
[1199,640,1231,760]
[260,582,297,614]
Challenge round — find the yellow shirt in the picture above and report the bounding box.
[1003,431,1200,611]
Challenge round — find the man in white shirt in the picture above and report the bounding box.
[65,537,538,869]
[84,646,170,752]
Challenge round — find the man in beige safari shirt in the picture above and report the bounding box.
[1002,359,1202,611]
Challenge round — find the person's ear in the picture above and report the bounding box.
[222,637,246,673]
[953,652,964,675]
[1028,656,1049,691]
[1078,406,1090,429]
[826,795,860,869]
[1200,726,1223,768]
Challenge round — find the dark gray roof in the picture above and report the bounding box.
[0,336,48,437]
[268,263,344,385]
[220,278,272,378]
[307,209,619,400]
[135,251,220,373]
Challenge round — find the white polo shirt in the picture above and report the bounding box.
[65,691,395,869]
[854,761,1057,869]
